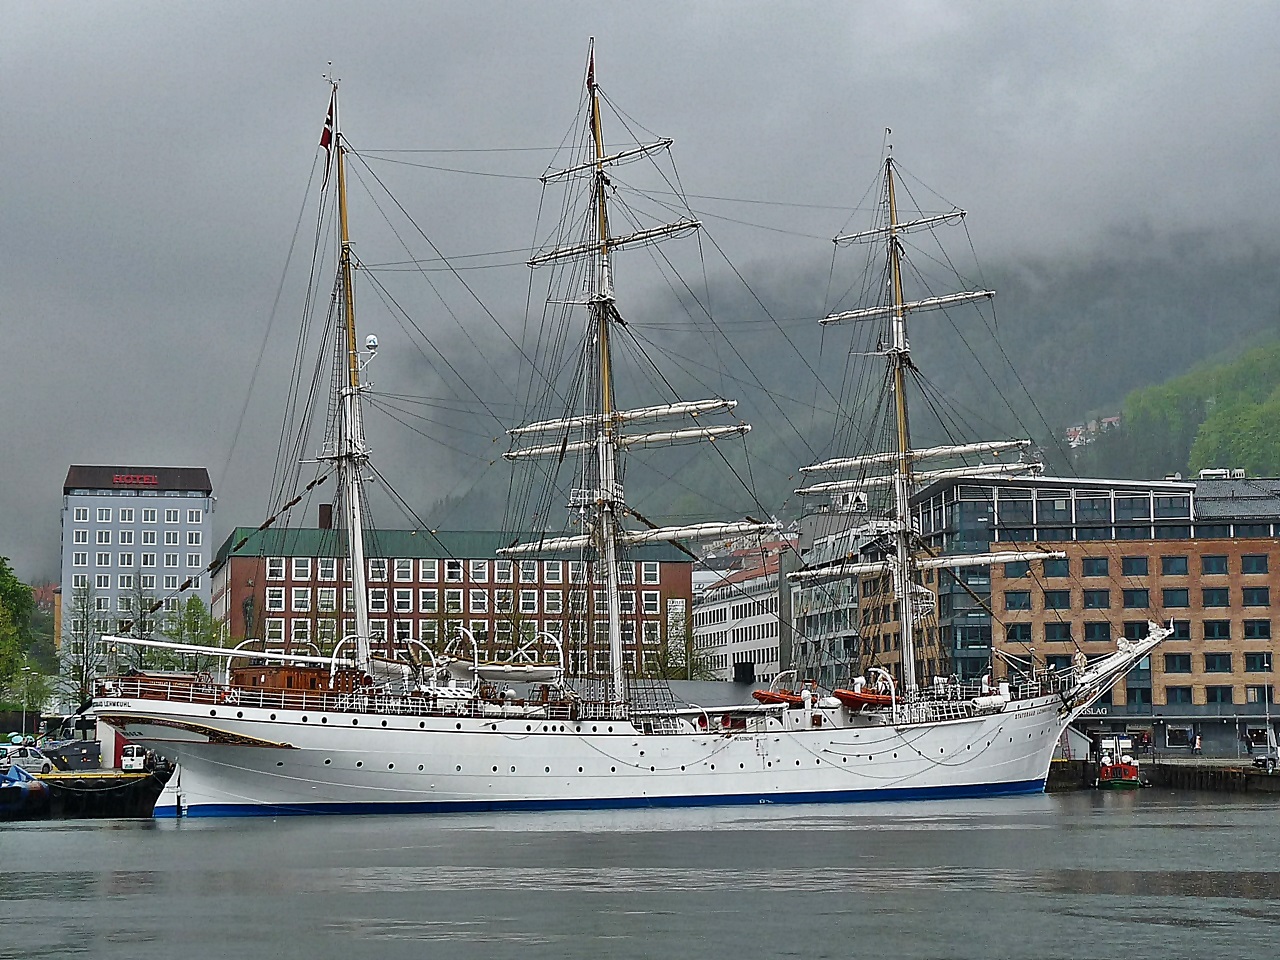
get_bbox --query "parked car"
[0,745,54,775]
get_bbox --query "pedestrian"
[1193,733,1202,756]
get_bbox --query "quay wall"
[1047,759,1280,793]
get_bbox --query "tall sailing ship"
[89,49,1166,817]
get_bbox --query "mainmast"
[502,42,777,708]
[329,82,373,672]
[585,43,628,706]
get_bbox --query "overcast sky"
[4,2,1279,582]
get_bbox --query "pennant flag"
[586,49,595,91]
[320,91,336,189]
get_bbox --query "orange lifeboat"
[832,687,894,710]
[751,688,804,706]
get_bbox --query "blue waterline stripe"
[154,778,1046,818]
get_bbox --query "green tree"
[59,580,103,706]
[164,597,222,672]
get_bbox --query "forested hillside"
[1075,340,1280,480]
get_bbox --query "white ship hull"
[93,694,1077,817]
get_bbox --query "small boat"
[751,689,803,706]
[0,764,51,821]
[832,687,894,711]
[1095,754,1142,790]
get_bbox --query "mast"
[884,156,919,694]
[330,82,373,671]
[585,43,628,706]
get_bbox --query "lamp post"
[20,666,33,739]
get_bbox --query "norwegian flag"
[320,91,335,189]
[586,48,595,91]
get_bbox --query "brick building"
[211,527,693,676]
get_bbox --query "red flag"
[586,49,595,91]
[320,91,335,189]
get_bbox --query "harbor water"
[2,791,1278,959]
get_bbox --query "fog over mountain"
[4,3,1280,581]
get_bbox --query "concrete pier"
[1047,757,1280,793]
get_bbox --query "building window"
[96,552,111,567]
[118,574,133,591]
[1202,587,1230,607]
[164,576,178,590]
[74,507,89,522]
[1237,523,1272,538]
[1004,591,1030,611]
[569,590,587,614]
[265,588,285,612]
[469,589,488,614]
[443,589,462,614]
[419,589,438,614]
[1204,653,1232,673]
[73,529,88,544]
[642,591,660,615]
[1044,622,1072,642]
[317,587,337,613]
[543,590,563,615]
[1247,685,1275,705]
[1201,619,1231,641]
[291,588,310,612]
[519,590,538,614]
[142,509,157,523]
[164,553,178,568]
[1242,554,1270,575]
[97,507,111,523]
[267,558,285,580]
[1245,652,1273,672]
[119,530,134,546]
[142,530,156,545]
[264,619,284,643]
[1160,555,1187,576]
[369,558,388,582]
[620,591,636,615]
[1201,555,1228,575]
[1043,558,1069,578]
[289,557,309,581]
[1001,560,1028,579]
[1162,588,1189,608]
[494,589,513,614]
[317,557,336,581]
[544,560,563,584]
[444,560,463,583]
[1244,587,1270,607]
[72,574,88,588]
[519,560,538,583]
[1080,621,1108,642]
[641,562,660,585]
[395,589,414,613]
[95,574,110,589]
[73,552,87,567]
[1083,589,1110,610]
[141,553,156,568]
[1122,589,1149,609]
[1165,686,1193,705]
[1121,556,1148,577]
[369,588,388,612]
[164,530,179,545]
[165,509,179,523]
[494,560,513,583]
[1006,623,1031,643]
[1081,557,1108,577]
[187,553,201,568]
[1244,619,1272,640]
[97,530,111,545]
[1205,685,1234,704]
[420,559,438,582]
[468,560,487,583]
[118,552,134,568]
[1164,653,1191,673]
[1043,590,1070,610]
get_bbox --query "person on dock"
[1193,733,1203,755]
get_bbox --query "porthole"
[592,725,598,732]
[301,716,308,723]
[324,758,331,765]
[739,763,744,769]
[639,750,645,757]
[578,766,584,773]
[893,753,898,759]
[237,711,243,719]
[276,761,283,767]
[795,760,801,766]
[610,766,616,773]
[456,723,462,730]
[418,765,424,771]
[388,763,394,770]
[710,764,715,770]
[321,717,328,724]
[680,765,686,771]
[353,718,359,726]
[381,720,387,728]
[544,766,550,773]
[492,766,499,773]
[209,710,216,717]
[456,765,462,772]
[270,713,276,720]
[526,725,532,732]
[356,761,363,768]
[419,721,425,729]
[650,766,656,772]
[607,726,614,733]
[510,766,516,773]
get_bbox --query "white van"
[120,744,148,772]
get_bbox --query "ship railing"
[97,676,599,724]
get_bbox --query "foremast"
[325,82,373,672]
[502,43,777,706]
[791,151,1059,696]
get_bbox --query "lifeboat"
[752,688,804,706]
[832,687,894,711]
[1094,754,1142,790]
